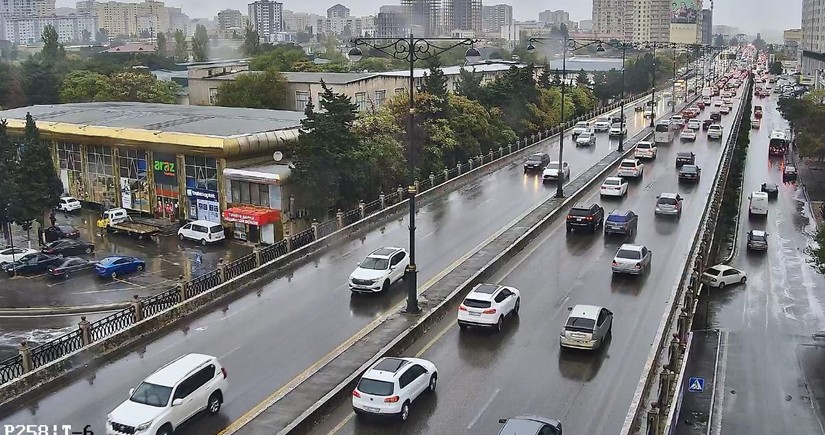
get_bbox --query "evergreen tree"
[191,25,209,62]
[418,58,448,100]
[173,30,188,62]
[241,25,261,56]
[8,114,62,237]
[41,25,64,64]
[576,69,590,87]
[0,120,18,244]
[156,32,167,56]
[552,69,562,86]
[454,67,484,101]
[538,62,552,88]
[21,58,60,104]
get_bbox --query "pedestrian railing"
[0,88,664,386]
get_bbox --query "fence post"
[468,158,473,171]
[646,403,660,435]
[413,180,419,194]
[78,316,91,346]
[668,334,680,370]
[18,341,33,373]
[678,310,689,343]
[379,192,386,209]
[457,162,462,175]
[284,226,293,251]
[658,369,673,407]
[508,143,512,154]
[131,294,144,322]
[397,185,404,199]
[443,168,449,182]
[489,149,494,161]
[336,209,344,229]
[429,173,435,188]
[498,146,504,158]
[359,200,366,219]
[253,246,262,267]
[217,258,226,282]
[311,219,319,240]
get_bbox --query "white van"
[178,220,226,245]
[102,208,129,224]
[748,191,769,216]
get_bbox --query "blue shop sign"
[186,188,219,202]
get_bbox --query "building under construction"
[400,0,481,36]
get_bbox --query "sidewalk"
[798,157,825,227]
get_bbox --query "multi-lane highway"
[306,89,745,435]
[1,91,686,431]
[676,87,825,434]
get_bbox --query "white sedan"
[702,264,747,288]
[0,247,38,266]
[680,129,697,141]
[542,161,570,182]
[600,176,629,197]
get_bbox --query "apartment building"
[802,0,825,76]
[0,0,55,17]
[593,0,631,40]
[402,0,441,36]
[327,3,349,19]
[482,4,512,33]
[313,15,363,36]
[217,9,243,30]
[375,5,407,38]
[444,0,481,33]
[2,13,97,43]
[248,0,283,39]
[538,9,569,27]
[88,0,171,37]
[283,10,318,32]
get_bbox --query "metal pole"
[618,43,627,151]
[672,47,677,113]
[405,33,419,314]
[650,45,656,127]
[556,42,567,198]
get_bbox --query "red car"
[697,101,705,109]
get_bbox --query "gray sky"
[55,0,802,35]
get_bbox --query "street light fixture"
[348,34,478,315]
[527,37,616,198]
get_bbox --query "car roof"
[99,256,132,265]
[189,220,222,226]
[609,209,633,217]
[568,304,603,320]
[467,284,503,301]
[603,176,623,182]
[681,164,699,170]
[144,353,217,387]
[572,203,595,210]
[618,243,644,251]
[368,247,403,258]
[500,415,561,433]
[637,140,653,145]
[621,158,638,163]
[364,357,412,382]
[659,192,680,199]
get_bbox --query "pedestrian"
[49,211,56,227]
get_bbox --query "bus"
[768,130,788,156]
[654,121,674,143]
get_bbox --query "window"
[184,156,218,192]
[118,148,150,212]
[395,87,405,95]
[57,142,84,199]
[209,88,218,105]
[86,145,114,205]
[374,90,386,108]
[355,92,367,111]
[296,91,310,111]
[230,181,270,208]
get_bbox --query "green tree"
[249,44,309,71]
[538,63,552,88]
[8,114,63,239]
[241,25,261,56]
[81,29,92,43]
[41,25,64,63]
[191,25,209,62]
[173,29,188,62]
[769,61,783,75]
[352,110,407,198]
[59,70,110,102]
[454,67,484,101]
[354,57,392,72]
[551,69,562,87]
[418,59,448,100]
[60,71,179,103]
[21,58,60,104]
[713,34,725,47]
[214,69,287,110]
[576,69,590,87]
[156,32,167,56]
[0,120,18,244]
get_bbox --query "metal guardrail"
[0,87,671,387]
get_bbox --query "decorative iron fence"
[185,269,221,298]
[290,229,316,250]
[0,354,24,384]
[225,253,257,281]
[30,329,84,368]
[142,290,181,318]
[317,220,338,239]
[90,309,136,342]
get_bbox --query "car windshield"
[658,197,678,205]
[607,214,627,222]
[638,143,651,149]
[357,378,394,396]
[547,163,560,170]
[579,132,591,138]
[569,208,592,216]
[527,154,544,162]
[575,122,588,127]
[130,382,172,407]
[565,316,596,333]
[681,165,698,173]
[359,257,389,270]
[677,152,693,158]
[603,179,621,186]
[751,233,766,241]
[620,161,636,168]
[597,117,609,123]
[617,249,642,260]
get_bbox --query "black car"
[746,230,768,251]
[44,225,80,243]
[566,203,605,233]
[761,182,779,198]
[709,111,722,121]
[702,119,714,130]
[4,253,62,276]
[678,164,702,182]
[604,210,638,236]
[524,153,552,172]
[676,152,696,167]
[42,238,95,256]
[47,256,96,278]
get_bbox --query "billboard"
[671,1,701,24]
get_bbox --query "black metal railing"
[90,309,136,342]
[30,329,84,368]
[0,354,24,384]
[225,253,257,280]
[185,269,221,298]
[142,291,180,318]
[290,229,316,250]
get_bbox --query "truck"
[768,130,788,156]
[96,208,160,240]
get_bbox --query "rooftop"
[101,43,156,53]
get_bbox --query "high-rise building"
[592,0,631,39]
[2,14,97,43]
[283,10,319,33]
[701,9,712,45]
[443,0,481,33]
[327,3,349,19]
[712,24,738,36]
[75,0,94,15]
[538,9,569,27]
[400,0,440,36]
[248,0,283,39]
[217,9,243,30]
[592,0,669,42]
[0,0,55,17]
[648,0,670,42]
[375,5,407,38]
[92,0,170,37]
[802,0,825,76]
[482,4,512,33]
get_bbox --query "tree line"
[777,90,825,159]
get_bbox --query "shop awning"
[223,206,280,226]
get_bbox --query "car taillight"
[352,390,361,398]
[567,215,573,219]
[482,308,497,314]
[221,367,227,379]
[585,216,593,221]
[612,261,618,266]
[458,305,467,311]
[385,395,399,403]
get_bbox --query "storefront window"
[86,145,115,206]
[184,156,218,191]
[118,148,150,212]
[229,181,270,208]
[56,142,86,199]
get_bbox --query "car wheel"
[110,271,117,279]
[513,298,520,316]
[207,392,222,415]
[718,281,726,289]
[136,264,145,272]
[381,280,389,292]
[84,247,92,254]
[740,276,747,284]
[201,238,208,246]
[495,316,504,332]
[179,234,185,241]
[458,323,467,330]
[399,401,410,421]
[155,425,172,435]
[428,374,437,392]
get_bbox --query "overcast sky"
[55,0,802,35]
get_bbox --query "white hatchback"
[352,357,438,421]
[702,264,747,288]
[349,247,409,293]
[560,304,613,351]
[457,283,521,331]
[600,177,628,197]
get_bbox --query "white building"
[0,0,55,18]
[482,4,512,33]
[802,0,825,78]
[248,0,283,39]
[2,14,97,44]
[217,9,243,30]
[282,10,318,33]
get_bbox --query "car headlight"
[136,420,154,431]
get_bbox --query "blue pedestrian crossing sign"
[688,377,705,393]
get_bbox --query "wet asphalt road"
[694,91,825,434]
[1,96,683,432]
[307,94,746,435]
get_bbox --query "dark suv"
[604,210,638,236]
[523,152,551,172]
[676,151,695,167]
[566,203,605,233]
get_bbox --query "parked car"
[41,238,95,256]
[761,182,779,198]
[523,152,552,172]
[593,117,611,132]
[571,121,590,138]
[707,124,723,139]
[94,255,145,279]
[178,220,226,245]
[678,164,702,182]
[497,416,562,435]
[634,141,657,159]
[542,161,570,183]
[47,257,95,279]
[655,193,683,218]
[566,203,604,233]
[559,304,613,351]
[702,264,747,288]
[611,243,652,275]
[3,253,62,277]
[0,247,38,266]
[56,196,81,212]
[107,353,228,435]
[604,210,638,237]
[680,129,697,141]
[457,283,521,332]
[676,151,696,167]
[600,177,629,198]
[352,356,437,421]
[44,225,80,243]
[746,230,768,251]
[617,159,644,178]
[575,130,597,147]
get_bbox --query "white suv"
[457,283,521,331]
[617,158,644,178]
[707,124,723,139]
[349,247,409,293]
[593,117,611,131]
[352,357,438,421]
[634,141,657,159]
[107,353,228,435]
[178,220,225,245]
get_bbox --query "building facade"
[282,10,318,33]
[701,9,712,45]
[2,14,97,44]
[0,0,55,17]
[248,0,283,40]
[217,9,243,30]
[592,0,633,41]
[481,4,512,33]
[375,5,407,38]
[669,0,702,44]
[90,0,172,37]
[443,0,481,32]
[327,3,349,19]
[801,0,824,76]
[538,9,569,27]
[402,0,441,36]
[784,28,802,61]
[313,15,365,36]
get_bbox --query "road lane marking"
[467,388,500,430]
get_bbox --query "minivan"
[178,220,226,245]
[102,208,129,224]
[748,191,769,216]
